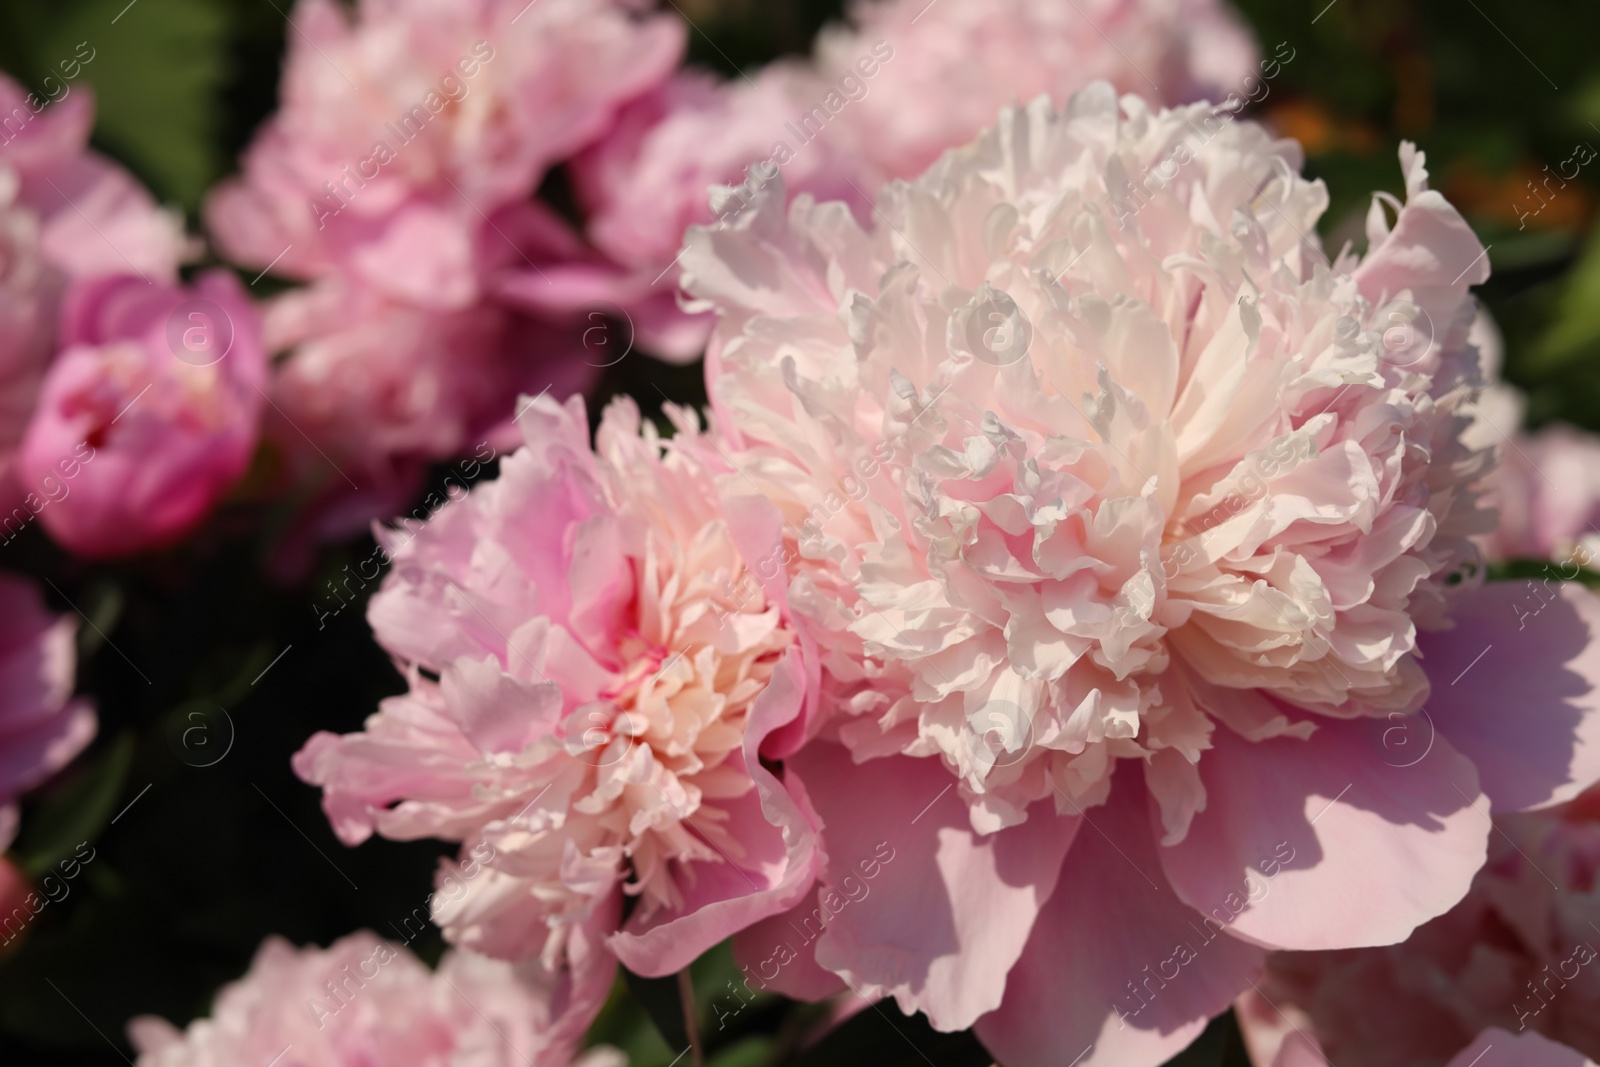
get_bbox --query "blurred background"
[1,0,1597,1063]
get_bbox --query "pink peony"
[1,71,191,507]
[0,170,59,507]
[1268,1027,1600,1067]
[569,66,871,360]
[1236,784,1600,1066]
[814,0,1262,185]
[1481,418,1600,565]
[205,0,685,514]
[0,572,95,851]
[294,394,821,980]
[680,88,1600,1065]
[0,74,189,284]
[127,931,621,1067]
[206,0,681,291]
[16,271,265,557]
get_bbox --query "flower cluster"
[12,2,1600,1067]
[289,80,1600,1067]
[128,932,622,1067]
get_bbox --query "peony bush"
[6,2,1600,1067]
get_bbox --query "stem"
[677,967,705,1067]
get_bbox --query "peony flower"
[1481,418,1600,566]
[0,74,189,284]
[0,572,95,852]
[0,169,59,509]
[205,0,685,521]
[16,271,265,557]
[814,0,1262,185]
[1236,783,1600,1066]
[127,931,621,1067]
[2,71,191,509]
[680,88,1600,1065]
[569,66,871,361]
[577,0,1262,362]
[294,394,821,982]
[206,0,681,290]
[1267,1027,1600,1067]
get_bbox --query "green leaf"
[623,968,692,1052]
[707,1036,773,1067]
[12,733,135,879]
[585,975,676,1067]
[1529,223,1600,375]
[20,0,232,212]
[1486,560,1600,588]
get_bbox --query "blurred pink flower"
[206,0,681,290]
[680,88,1600,1065]
[0,75,189,284]
[1481,418,1600,564]
[1,72,191,509]
[1268,1028,1599,1067]
[128,932,621,1067]
[1238,785,1600,1066]
[815,0,1262,185]
[0,572,95,852]
[0,171,59,509]
[294,395,821,977]
[16,271,265,557]
[205,0,685,518]
[569,66,871,360]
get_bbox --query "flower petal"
[974,770,1266,1067]
[1158,717,1489,950]
[791,743,1078,1031]
[1421,581,1600,812]
[609,647,821,974]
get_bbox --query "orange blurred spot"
[1264,99,1382,158]
[1445,158,1593,234]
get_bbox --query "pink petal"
[791,744,1079,1031]
[1446,1029,1598,1067]
[1421,581,1600,812]
[732,888,849,1001]
[974,771,1266,1067]
[608,647,821,974]
[1157,717,1489,951]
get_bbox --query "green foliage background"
[2,0,1597,1063]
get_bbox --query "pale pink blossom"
[205,0,684,510]
[127,932,621,1067]
[0,74,189,284]
[1238,784,1600,1065]
[577,0,1261,360]
[569,66,870,360]
[1267,1028,1599,1067]
[206,0,681,292]
[681,88,1600,1065]
[815,0,1262,185]
[0,572,95,851]
[1,73,190,507]
[16,271,266,557]
[0,169,58,507]
[1481,419,1600,565]
[294,395,821,976]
